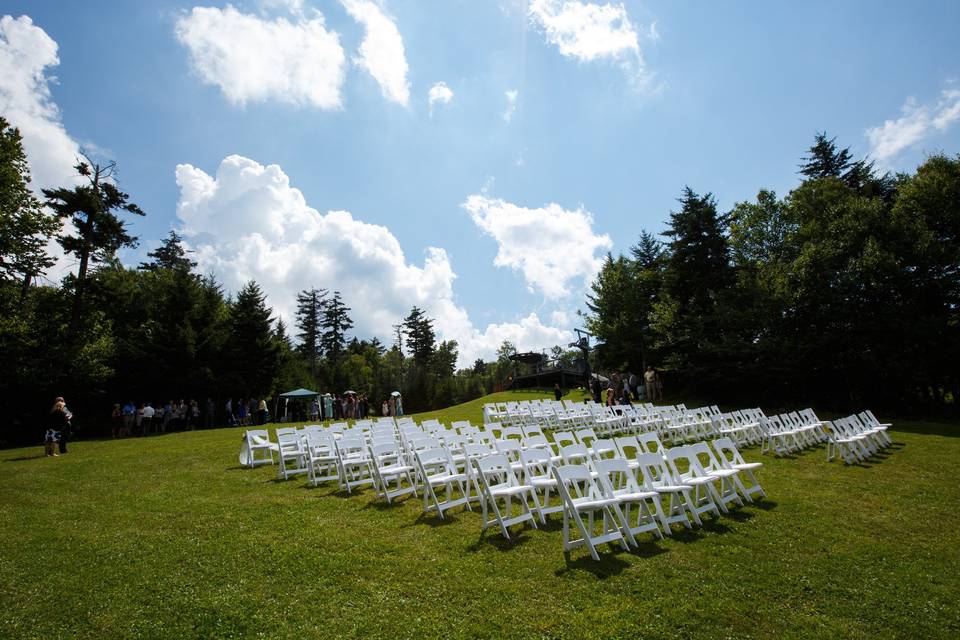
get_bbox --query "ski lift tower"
[568,328,593,384]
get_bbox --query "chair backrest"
[553,464,602,501]
[689,441,724,474]
[276,427,298,437]
[522,434,551,450]
[614,435,641,460]
[474,453,521,490]
[712,437,746,467]
[575,428,598,447]
[560,443,589,465]
[591,438,618,461]
[553,431,577,449]
[416,447,455,476]
[664,445,705,482]
[520,448,552,479]
[522,425,545,439]
[635,452,674,488]
[636,431,664,455]
[337,435,367,460]
[594,458,640,495]
[494,438,522,462]
[246,429,270,445]
[463,442,493,459]
[370,441,404,466]
[498,426,524,442]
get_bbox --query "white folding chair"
[665,446,724,518]
[712,437,766,502]
[552,464,629,561]
[240,429,275,468]
[369,441,418,503]
[276,431,308,480]
[415,448,473,519]
[305,430,338,486]
[594,458,663,545]
[335,435,375,493]
[689,442,744,511]
[635,452,696,533]
[473,454,539,539]
[520,448,564,524]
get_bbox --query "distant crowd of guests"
[110,398,216,437]
[301,393,403,422]
[588,366,663,406]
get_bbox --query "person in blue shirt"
[122,400,136,437]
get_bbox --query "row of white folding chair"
[825,412,892,463]
[551,437,765,559]
[712,413,762,448]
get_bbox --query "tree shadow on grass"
[555,550,631,578]
[3,455,46,462]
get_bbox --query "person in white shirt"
[141,402,155,435]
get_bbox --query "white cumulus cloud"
[340,0,410,106]
[0,14,86,283]
[503,88,518,123]
[866,88,960,167]
[175,5,346,109]
[428,81,453,116]
[0,15,81,191]
[528,0,641,63]
[462,194,612,300]
[175,155,572,365]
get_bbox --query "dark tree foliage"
[227,281,280,397]
[0,117,58,295]
[320,290,353,363]
[586,135,960,413]
[140,230,196,272]
[295,287,326,378]
[403,306,436,367]
[43,158,144,333]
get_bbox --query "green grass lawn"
[1,391,958,639]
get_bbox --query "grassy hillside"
[1,394,958,639]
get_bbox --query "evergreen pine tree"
[228,281,280,396]
[295,287,326,378]
[139,230,196,272]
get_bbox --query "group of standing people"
[225,398,269,427]
[306,394,370,422]
[111,398,215,437]
[589,366,663,406]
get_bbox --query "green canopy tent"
[275,388,320,423]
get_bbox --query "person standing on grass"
[111,403,123,438]
[382,398,389,416]
[396,394,404,416]
[554,383,563,401]
[257,398,267,425]
[48,398,71,455]
[644,367,657,404]
[142,402,155,435]
[122,400,136,436]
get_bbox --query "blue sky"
[2,1,959,363]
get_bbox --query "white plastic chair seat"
[489,484,535,498]
[653,484,690,493]
[427,472,467,486]
[732,461,762,471]
[379,463,415,476]
[529,477,557,489]
[570,495,620,511]
[612,489,658,502]
[682,476,718,487]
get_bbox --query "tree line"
[585,133,959,414]
[0,117,525,445]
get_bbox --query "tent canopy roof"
[278,388,320,398]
